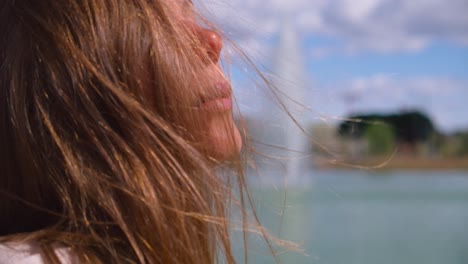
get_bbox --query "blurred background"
[201,0,468,263]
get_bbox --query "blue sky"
[201,0,468,133]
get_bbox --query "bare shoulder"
[0,243,78,264]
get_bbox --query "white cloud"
[199,0,468,55]
[341,0,380,21]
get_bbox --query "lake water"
[239,169,468,264]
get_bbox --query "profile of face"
[165,0,242,161]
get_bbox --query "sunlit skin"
[167,0,242,161]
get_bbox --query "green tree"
[364,123,396,155]
[338,110,437,154]
[459,133,468,156]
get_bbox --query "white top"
[0,243,78,264]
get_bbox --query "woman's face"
[167,0,242,161]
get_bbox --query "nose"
[197,28,222,63]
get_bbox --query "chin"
[204,117,242,162]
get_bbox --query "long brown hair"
[0,0,262,263]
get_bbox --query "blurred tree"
[453,132,468,156]
[338,110,436,154]
[389,111,435,145]
[364,123,395,155]
[459,133,468,156]
[338,114,385,138]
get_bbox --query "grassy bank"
[314,156,468,170]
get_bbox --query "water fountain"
[253,18,311,184]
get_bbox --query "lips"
[196,82,232,112]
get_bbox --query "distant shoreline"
[314,156,468,170]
